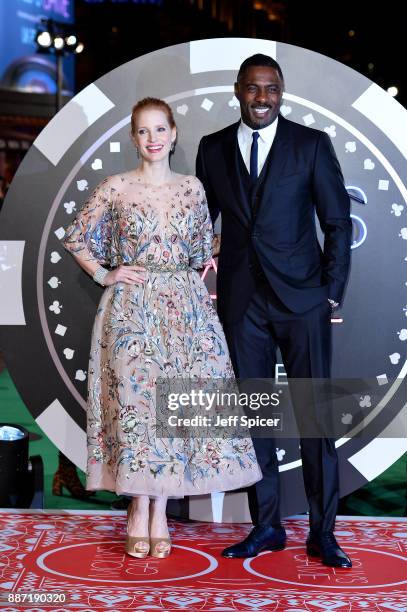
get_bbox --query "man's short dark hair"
[237,54,284,83]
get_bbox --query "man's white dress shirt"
[237,118,279,177]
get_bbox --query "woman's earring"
[170,142,175,154]
[135,146,140,159]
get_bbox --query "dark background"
[75,0,406,107]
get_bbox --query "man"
[196,54,352,568]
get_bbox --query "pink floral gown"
[63,172,261,497]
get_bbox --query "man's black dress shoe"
[222,525,287,558]
[306,532,352,568]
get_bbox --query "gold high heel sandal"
[125,507,150,558]
[125,535,150,558]
[150,537,172,559]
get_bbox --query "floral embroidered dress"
[63,172,261,497]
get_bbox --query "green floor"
[0,368,405,515]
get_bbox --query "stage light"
[35,20,83,57]
[387,86,398,97]
[66,34,77,47]
[35,19,85,111]
[54,35,65,51]
[36,31,52,48]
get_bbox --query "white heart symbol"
[91,158,103,170]
[176,104,188,116]
[280,104,292,116]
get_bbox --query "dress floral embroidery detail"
[63,177,113,265]
[63,172,261,497]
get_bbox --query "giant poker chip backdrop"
[0,39,406,519]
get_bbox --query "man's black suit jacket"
[196,115,352,323]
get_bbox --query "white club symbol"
[49,300,62,314]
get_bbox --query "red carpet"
[0,511,406,611]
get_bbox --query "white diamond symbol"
[303,113,315,126]
[54,227,65,240]
[201,98,214,111]
[55,324,67,336]
[378,179,389,190]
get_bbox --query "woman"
[63,98,261,559]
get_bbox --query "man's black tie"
[250,131,260,183]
